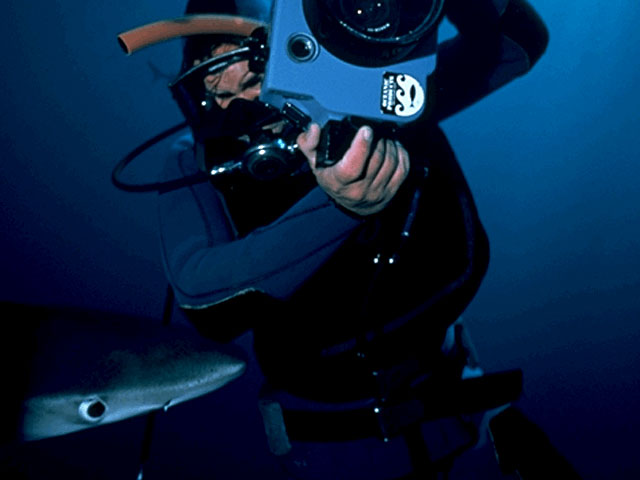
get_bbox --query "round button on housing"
[287,33,319,62]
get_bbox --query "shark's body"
[3,303,246,442]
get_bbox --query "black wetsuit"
[158,0,548,477]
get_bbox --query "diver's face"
[198,43,263,109]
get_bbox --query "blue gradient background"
[1,1,638,478]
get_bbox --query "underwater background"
[1,1,638,478]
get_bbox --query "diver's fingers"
[297,123,321,166]
[368,139,398,195]
[370,140,409,195]
[330,126,376,184]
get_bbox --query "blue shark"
[6,303,246,442]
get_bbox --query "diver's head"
[197,43,263,109]
[182,0,271,73]
[170,0,273,141]
[173,1,307,181]
[180,0,272,110]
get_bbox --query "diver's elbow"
[526,18,550,68]
[502,0,550,70]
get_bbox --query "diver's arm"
[431,0,549,122]
[158,137,363,309]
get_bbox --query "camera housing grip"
[316,119,359,168]
[315,118,398,168]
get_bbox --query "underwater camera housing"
[260,0,446,166]
[113,1,446,186]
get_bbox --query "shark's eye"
[79,396,108,422]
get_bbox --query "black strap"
[279,369,522,443]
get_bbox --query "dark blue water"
[1,1,638,478]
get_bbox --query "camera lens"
[304,0,445,66]
[338,0,399,37]
[244,141,300,181]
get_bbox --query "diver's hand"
[297,123,410,216]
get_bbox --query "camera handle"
[316,117,399,168]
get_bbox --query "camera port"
[287,33,318,62]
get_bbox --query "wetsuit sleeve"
[431,0,549,122]
[157,136,363,309]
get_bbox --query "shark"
[4,303,246,442]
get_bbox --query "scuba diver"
[119,0,561,477]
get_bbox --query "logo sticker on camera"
[380,72,425,118]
